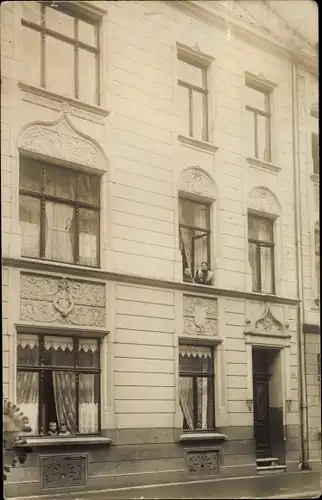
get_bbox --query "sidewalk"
[13,470,321,500]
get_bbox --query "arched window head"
[178,167,216,285]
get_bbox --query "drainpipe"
[290,60,310,469]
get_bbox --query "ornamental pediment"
[245,302,288,334]
[18,113,107,172]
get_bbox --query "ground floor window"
[17,333,100,436]
[179,344,215,431]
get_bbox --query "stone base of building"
[4,425,303,498]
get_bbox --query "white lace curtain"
[79,374,98,434]
[179,346,211,431]
[45,202,74,263]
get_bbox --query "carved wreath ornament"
[53,278,74,318]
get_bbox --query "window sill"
[179,432,227,442]
[15,436,112,448]
[247,157,281,173]
[18,82,109,124]
[311,173,320,183]
[178,135,219,154]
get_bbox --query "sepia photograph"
[1,0,320,499]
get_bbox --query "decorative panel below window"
[186,449,219,477]
[41,454,87,489]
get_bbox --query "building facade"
[1,0,319,497]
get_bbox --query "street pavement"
[14,470,321,500]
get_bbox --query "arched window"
[247,187,281,295]
[178,167,217,285]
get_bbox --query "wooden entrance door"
[253,374,271,457]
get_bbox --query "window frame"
[16,333,101,437]
[248,214,275,294]
[315,223,320,296]
[179,197,211,279]
[21,1,100,105]
[311,132,319,176]
[245,82,272,163]
[19,157,101,267]
[177,54,209,142]
[179,340,215,432]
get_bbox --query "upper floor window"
[315,224,320,295]
[245,81,272,163]
[311,110,319,175]
[21,1,100,105]
[16,333,100,436]
[179,344,215,431]
[179,198,212,285]
[177,51,209,142]
[19,157,100,267]
[248,214,275,294]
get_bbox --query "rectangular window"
[248,214,275,294]
[179,344,215,431]
[315,225,320,296]
[16,334,101,436]
[312,132,319,175]
[179,198,211,280]
[21,1,100,105]
[19,157,100,267]
[177,54,209,142]
[245,82,272,162]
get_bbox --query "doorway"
[253,348,271,457]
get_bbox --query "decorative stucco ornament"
[53,278,74,318]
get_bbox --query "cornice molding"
[2,257,300,306]
[247,157,281,174]
[165,1,317,76]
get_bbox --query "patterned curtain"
[179,378,194,430]
[17,372,39,435]
[53,372,76,434]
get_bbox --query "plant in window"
[3,398,33,481]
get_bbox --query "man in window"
[183,268,194,283]
[194,262,213,285]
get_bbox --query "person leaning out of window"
[194,262,213,285]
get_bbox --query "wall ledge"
[2,257,300,306]
[247,157,281,173]
[15,436,112,448]
[179,432,227,442]
[178,134,219,154]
